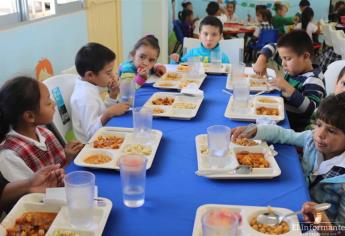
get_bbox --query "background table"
[66,73,310,236]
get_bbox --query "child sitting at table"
[253,30,326,132]
[226,1,238,22]
[232,92,345,229]
[71,42,130,143]
[0,77,83,182]
[170,16,230,64]
[118,35,166,87]
[272,2,296,34]
[294,7,320,42]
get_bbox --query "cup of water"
[133,107,152,145]
[119,154,147,208]
[64,171,95,229]
[207,125,231,167]
[187,56,202,78]
[232,78,250,114]
[231,62,245,80]
[210,50,222,67]
[119,79,136,108]
[202,209,240,236]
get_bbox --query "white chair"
[324,60,345,95]
[335,30,345,60]
[329,27,342,55]
[61,65,78,75]
[43,74,78,144]
[323,23,333,47]
[182,37,244,65]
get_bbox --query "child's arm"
[253,43,278,75]
[64,140,84,162]
[0,151,34,182]
[153,64,167,77]
[101,103,130,125]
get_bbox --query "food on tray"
[200,146,209,155]
[54,230,80,236]
[179,80,197,88]
[6,212,57,236]
[151,97,175,105]
[233,138,258,146]
[250,216,289,235]
[124,144,152,155]
[157,81,175,87]
[153,107,165,114]
[177,64,191,72]
[257,97,278,104]
[93,135,125,149]
[236,151,269,168]
[256,107,279,116]
[84,153,112,164]
[246,73,267,80]
[173,102,196,109]
[164,72,182,80]
[250,80,267,87]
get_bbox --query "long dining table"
[66,70,310,236]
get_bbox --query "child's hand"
[29,164,65,192]
[65,140,84,161]
[302,202,332,229]
[106,103,130,117]
[154,64,167,77]
[268,76,295,97]
[108,75,120,99]
[253,54,268,75]
[231,125,257,141]
[137,66,149,78]
[170,53,180,62]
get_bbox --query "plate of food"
[226,67,277,92]
[224,95,285,122]
[192,204,302,236]
[0,193,112,236]
[195,135,281,179]
[202,63,231,74]
[143,92,204,120]
[153,72,207,90]
[74,127,163,170]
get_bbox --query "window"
[0,0,83,28]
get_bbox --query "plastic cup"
[119,154,147,208]
[64,171,95,229]
[210,50,222,66]
[187,56,202,78]
[202,209,240,236]
[207,125,231,158]
[231,62,245,80]
[232,78,250,114]
[132,107,152,145]
[119,79,136,108]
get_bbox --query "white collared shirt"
[70,77,117,143]
[0,128,48,182]
[312,151,345,176]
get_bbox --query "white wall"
[121,0,168,63]
[0,11,88,84]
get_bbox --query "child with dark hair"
[253,8,274,38]
[181,0,192,11]
[0,77,83,181]
[335,66,345,95]
[295,7,319,41]
[118,35,166,87]
[177,9,194,38]
[170,16,229,63]
[253,30,326,131]
[193,1,227,38]
[232,92,345,229]
[71,42,130,143]
[226,1,238,22]
[295,0,311,22]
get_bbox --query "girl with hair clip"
[295,7,320,42]
[118,35,166,88]
[0,77,83,182]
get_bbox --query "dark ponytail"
[301,7,314,30]
[178,9,193,22]
[0,76,41,142]
[181,1,192,10]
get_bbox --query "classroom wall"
[173,0,330,26]
[121,0,169,63]
[0,11,88,84]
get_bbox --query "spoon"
[195,165,252,176]
[257,203,331,226]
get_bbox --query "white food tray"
[153,72,206,90]
[224,95,285,122]
[74,127,162,170]
[0,193,112,236]
[195,134,281,179]
[192,204,302,236]
[226,67,277,92]
[202,63,231,74]
[143,92,204,120]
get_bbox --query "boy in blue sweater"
[253,30,326,131]
[232,92,345,232]
[170,16,229,64]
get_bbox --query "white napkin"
[181,83,204,96]
[44,186,98,204]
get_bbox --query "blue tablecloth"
[66,74,310,236]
